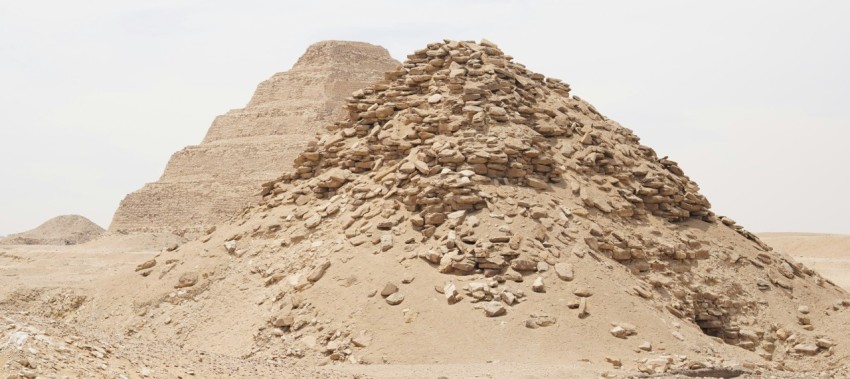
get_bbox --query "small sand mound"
[0,215,105,245]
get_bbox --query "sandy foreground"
[0,233,848,378]
[0,243,600,378]
[0,244,645,379]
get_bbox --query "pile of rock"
[244,39,843,358]
[276,39,710,223]
[256,39,740,285]
[118,39,848,373]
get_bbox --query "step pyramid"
[80,39,850,375]
[108,41,400,237]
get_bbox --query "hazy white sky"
[1,1,849,236]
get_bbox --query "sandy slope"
[2,240,848,378]
[0,240,347,379]
[759,233,850,291]
[0,231,845,379]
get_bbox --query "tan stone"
[554,262,574,281]
[385,293,405,305]
[175,272,199,288]
[380,282,399,297]
[484,301,506,317]
[135,259,156,272]
[307,261,331,282]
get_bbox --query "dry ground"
[1,232,849,378]
[0,239,602,378]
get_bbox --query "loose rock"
[386,293,405,305]
[794,343,819,356]
[175,272,199,288]
[532,277,545,293]
[135,259,156,272]
[554,262,574,281]
[381,283,399,297]
[484,301,506,317]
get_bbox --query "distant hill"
[759,232,850,259]
[0,215,105,245]
[760,232,850,290]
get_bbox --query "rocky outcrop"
[109,41,400,236]
[87,40,850,375]
[0,215,104,245]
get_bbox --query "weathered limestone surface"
[109,41,400,236]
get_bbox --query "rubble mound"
[108,41,400,237]
[74,40,850,376]
[0,215,104,245]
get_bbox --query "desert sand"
[2,40,849,379]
